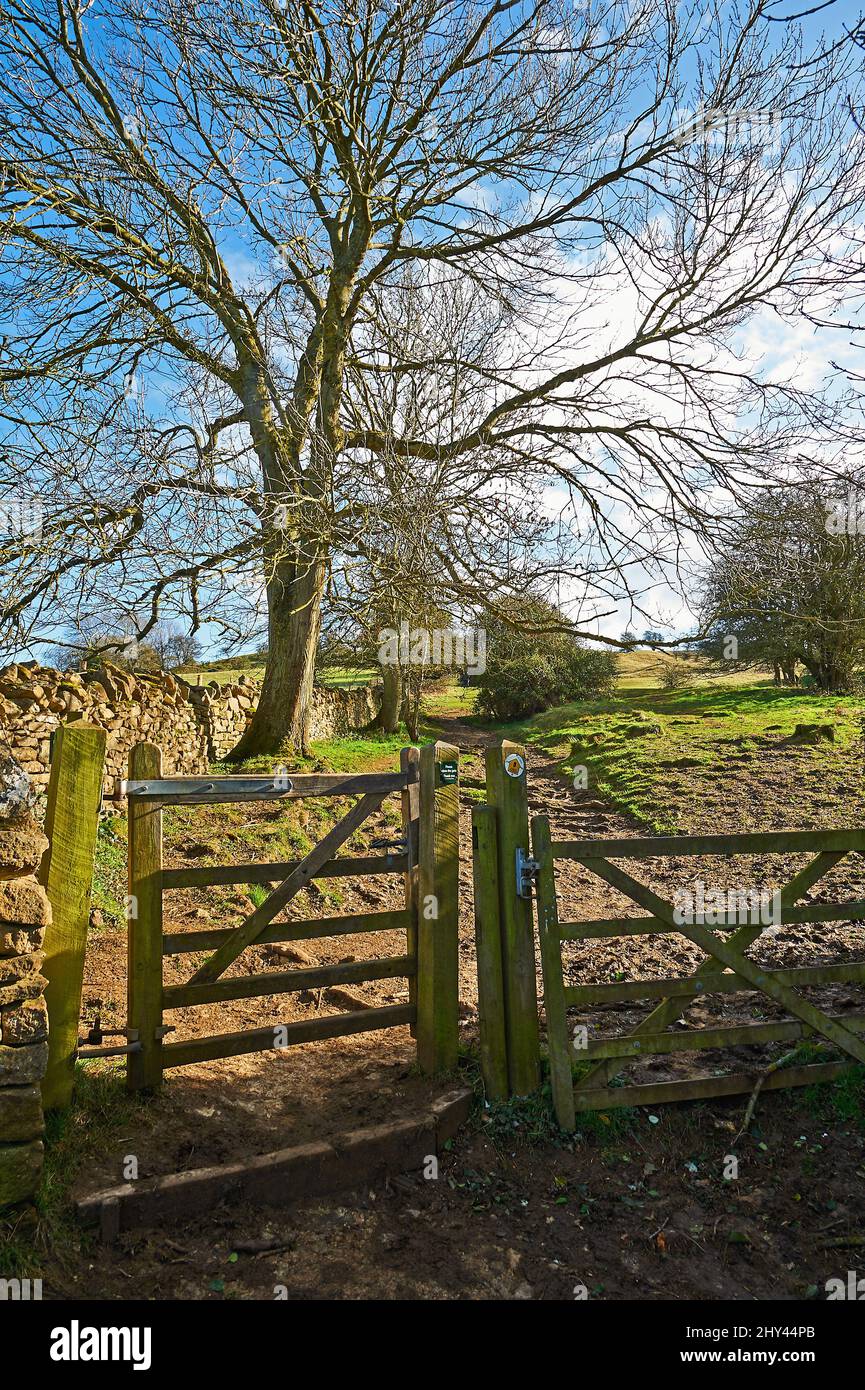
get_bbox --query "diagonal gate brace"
[578,850,848,1091]
[188,791,389,986]
[579,855,865,1071]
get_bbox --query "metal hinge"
[515,847,540,900]
[369,836,408,856]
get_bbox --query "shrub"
[476,644,617,721]
[659,660,693,691]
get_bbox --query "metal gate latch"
[516,847,540,899]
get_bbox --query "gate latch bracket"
[516,847,540,899]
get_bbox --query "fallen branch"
[735,1047,810,1141]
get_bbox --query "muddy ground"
[29,712,865,1299]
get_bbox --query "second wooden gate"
[532,820,865,1129]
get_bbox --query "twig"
[734,1047,804,1141]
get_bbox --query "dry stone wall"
[0,662,382,794]
[0,758,50,1207]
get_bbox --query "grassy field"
[616,648,758,689]
[516,676,865,834]
[178,656,377,688]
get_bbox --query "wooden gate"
[530,819,865,1129]
[122,739,459,1091]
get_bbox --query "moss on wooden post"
[532,814,576,1130]
[40,722,107,1111]
[471,804,508,1101]
[127,743,164,1092]
[400,746,421,1037]
[417,741,460,1073]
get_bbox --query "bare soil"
[39,712,865,1300]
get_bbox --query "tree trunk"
[228,257,361,760]
[228,552,326,759]
[375,663,404,733]
[801,653,846,691]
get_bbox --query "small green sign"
[438,760,459,785]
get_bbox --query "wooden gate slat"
[580,857,865,1067]
[160,1003,417,1069]
[163,908,411,955]
[164,954,415,1009]
[187,790,389,986]
[572,1060,859,1111]
[566,959,865,1005]
[161,853,407,889]
[583,1010,865,1059]
[577,849,849,1093]
[554,830,865,859]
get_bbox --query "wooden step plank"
[164,954,415,1008]
[159,1003,417,1068]
[163,909,411,956]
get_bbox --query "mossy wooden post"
[400,746,421,1037]
[417,741,459,1072]
[471,804,508,1101]
[127,743,164,1092]
[532,815,576,1130]
[39,722,108,1111]
[485,741,540,1096]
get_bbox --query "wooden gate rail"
[160,854,407,889]
[531,818,865,1129]
[125,740,459,1091]
[162,909,410,955]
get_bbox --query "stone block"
[0,824,49,881]
[0,1140,44,1206]
[0,1040,49,1085]
[0,998,48,1045]
[0,1085,44,1141]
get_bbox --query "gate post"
[485,741,540,1095]
[417,740,460,1073]
[532,815,576,1130]
[127,743,164,1092]
[400,745,421,1038]
[40,722,108,1111]
[471,804,509,1100]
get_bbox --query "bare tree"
[1,0,863,753]
[699,485,865,691]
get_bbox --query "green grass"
[509,679,865,833]
[801,1064,865,1129]
[177,655,377,689]
[90,818,129,927]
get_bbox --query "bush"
[659,660,693,691]
[476,644,617,721]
